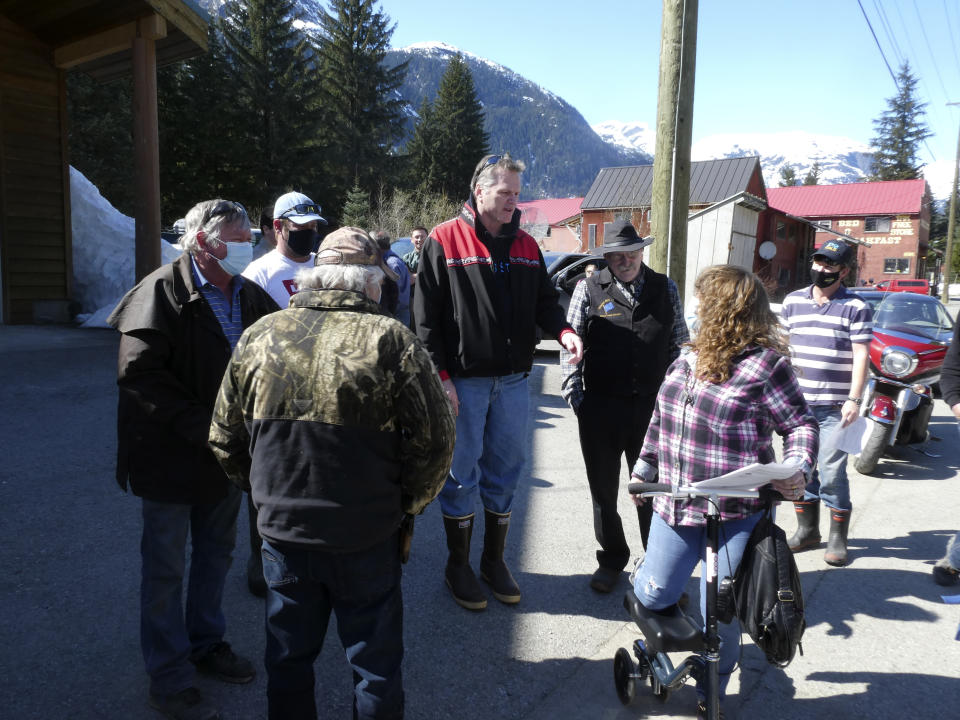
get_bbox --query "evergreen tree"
[406,99,439,190]
[341,182,371,228]
[869,61,932,181]
[219,0,325,204]
[316,0,408,208]
[778,165,798,187]
[802,161,821,186]
[410,54,488,198]
[66,74,134,215]
[158,25,243,222]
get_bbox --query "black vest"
[582,265,675,396]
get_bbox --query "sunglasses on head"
[209,200,247,219]
[279,203,321,218]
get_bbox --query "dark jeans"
[577,392,656,570]
[262,534,404,720]
[140,485,241,697]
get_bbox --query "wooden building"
[517,197,583,252]
[0,1,208,323]
[767,179,932,286]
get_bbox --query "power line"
[872,0,903,68]
[943,0,960,77]
[857,0,899,87]
[912,0,950,99]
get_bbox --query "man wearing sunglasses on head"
[414,153,583,611]
[108,199,278,720]
[242,191,327,309]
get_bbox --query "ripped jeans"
[631,510,763,700]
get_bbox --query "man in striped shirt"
[780,239,872,567]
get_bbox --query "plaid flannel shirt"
[630,347,818,526]
[560,272,688,410]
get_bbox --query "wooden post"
[944,103,960,293]
[132,18,162,281]
[650,0,698,304]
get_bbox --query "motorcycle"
[853,290,953,474]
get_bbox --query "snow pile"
[70,166,179,328]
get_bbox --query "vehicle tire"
[613,648,636,705]
[855,421,893,475]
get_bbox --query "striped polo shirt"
[191,258,245,350]
[780,284,873,406]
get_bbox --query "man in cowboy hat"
[560,219,688,593]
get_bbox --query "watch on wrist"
[847,396,862,406]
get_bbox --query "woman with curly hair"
[628,265,818,718]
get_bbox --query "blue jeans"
[632,510,763,700]
[439,373,530,518]
[805,405,850,511]
[140,484,241,697]
[262,535,404,720]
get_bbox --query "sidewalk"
[0,325,958,719]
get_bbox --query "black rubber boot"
[443,514,487,611]
[480,509,521,604]
[824,509,851,567]
[787,501,821,552]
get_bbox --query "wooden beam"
[53,15,166,70]
[132,24,161,281]
[147,0,209,52]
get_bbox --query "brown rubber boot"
[480,509,521,604]
[442,514,487,611]
[824,509,851,566]
[787,501,821,552]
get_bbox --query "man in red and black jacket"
[414,153,583,611]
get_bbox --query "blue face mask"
[216,241,253,276]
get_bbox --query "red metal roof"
[767,179,928,217]
[518,197,583,225]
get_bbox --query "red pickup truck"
[872,278,930,295]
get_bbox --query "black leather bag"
[728,507,806,667]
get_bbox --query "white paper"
[690,459,803,491]
[835,416,871,455]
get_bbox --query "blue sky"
[378,0,960,193]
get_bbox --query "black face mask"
[811,268,841,288]
[286,228,318,257]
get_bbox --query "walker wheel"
[649,672,671,703]
[613,648,637,705]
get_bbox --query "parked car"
[850,289,953,473]
[872,278,930,295]
[535,251,607,346]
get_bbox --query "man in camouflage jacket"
[209,227,455,720]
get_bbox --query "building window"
[588,224,596,249]
[865,216,892,232]
[883,258,910,273]
[776,221,786,241]
[815,219,831,230]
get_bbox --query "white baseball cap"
[273,191,326,225]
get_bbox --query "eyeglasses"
[279,203,321,218]
[209,200,247,219]
[471,154,505,189]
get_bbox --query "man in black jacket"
[933,316,960,586]
[560,220,687,593]
[414,153,583,611]
[108,199,278,720]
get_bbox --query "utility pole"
[945,102,960,294]
[649,0,698,304]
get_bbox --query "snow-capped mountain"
[594,123,877,189]
[386,42,650,198]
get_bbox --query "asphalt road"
[1,324,959,720]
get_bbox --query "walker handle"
[628,482,665,495]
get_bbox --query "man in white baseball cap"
[242,191,327,309]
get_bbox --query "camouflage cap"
[315,226,399,281]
